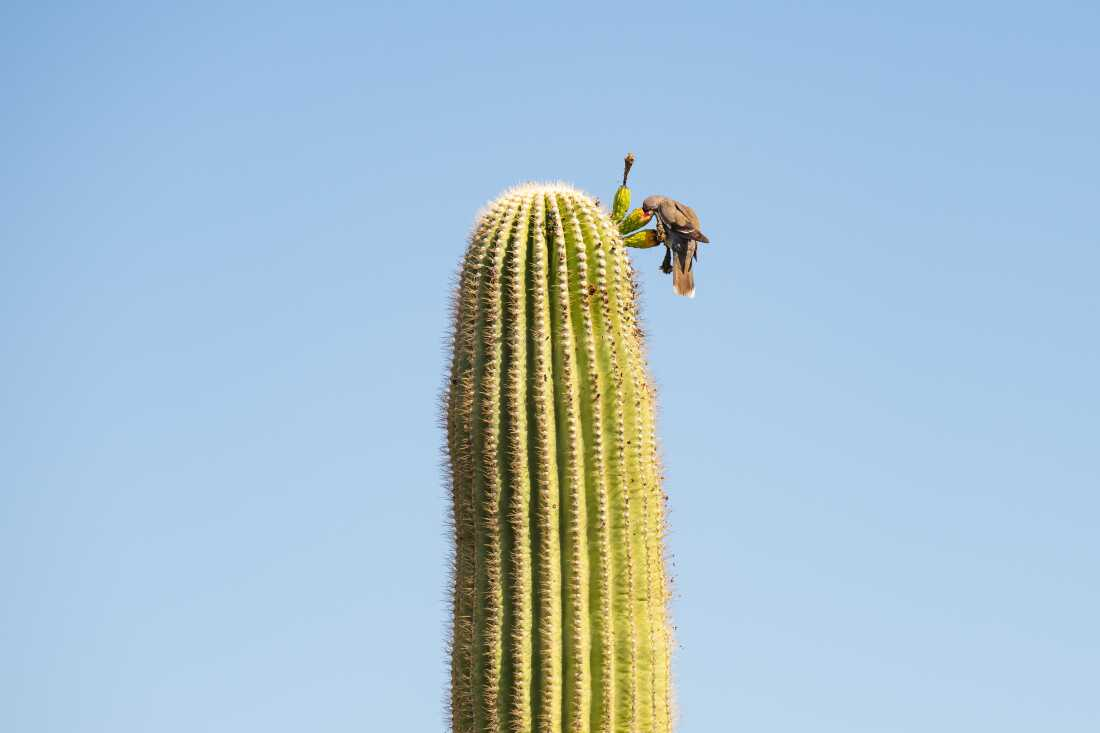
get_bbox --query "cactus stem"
[447,183,673,733]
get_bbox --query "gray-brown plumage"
[641,195,710,297]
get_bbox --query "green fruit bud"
[619,207,652,234]
[623,229,661,249]
[611,185,631,222]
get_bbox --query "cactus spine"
[446,182,672,733]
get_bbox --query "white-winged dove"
[641,195,710,298]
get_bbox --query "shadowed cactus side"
[445,182,673,733]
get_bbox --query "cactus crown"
[446,183,672,733]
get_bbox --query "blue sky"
[2,2,1098,731]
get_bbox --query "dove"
[641,195,710,297]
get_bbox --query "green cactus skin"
[446,183,673,733]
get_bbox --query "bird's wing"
[661,199,709,242]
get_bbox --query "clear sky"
[3,2,1098,732]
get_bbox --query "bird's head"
[641,195,664,215]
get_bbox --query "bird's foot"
[659,247,673,274]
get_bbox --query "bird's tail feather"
[673,268,695,298]
[672,243,696,298]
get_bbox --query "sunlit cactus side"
[445,182,673,733]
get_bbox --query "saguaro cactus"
[445,182,672,733]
